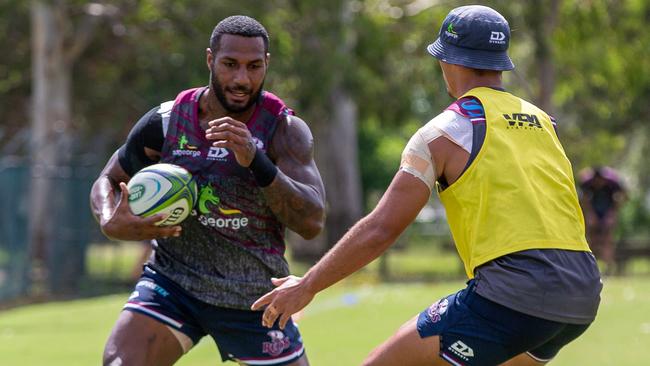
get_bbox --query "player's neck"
[452,74,503,98]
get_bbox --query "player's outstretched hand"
[100,182,182,241]
[251,276,315,329]
[205,117,256,167]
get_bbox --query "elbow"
[300,222,323,240]
[300,228,320,241]
[297,204,326,240]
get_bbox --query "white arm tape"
[400,128,439,191]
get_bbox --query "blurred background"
[0,0,649,365]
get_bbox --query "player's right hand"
[100,182,182,241]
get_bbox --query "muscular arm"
[89,106,180,240]
[90,151,131,228]
[205,114,325,239]
[253,120,468,328]
[265,115,326,239]
[252,172,430,327]
[302,172,428,290]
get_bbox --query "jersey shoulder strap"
[159,100,174,137]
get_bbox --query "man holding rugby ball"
[90,15,325,366]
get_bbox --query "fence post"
[0,157,31,302]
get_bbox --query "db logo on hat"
[427,5,515,71]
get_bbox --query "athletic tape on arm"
[400,128,441,191]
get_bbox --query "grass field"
[0,276,649,365]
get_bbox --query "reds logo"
[262,330,290,357]
[427,298,449,323]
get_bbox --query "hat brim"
[427,38,514,71]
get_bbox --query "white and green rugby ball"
[127,163,198,226]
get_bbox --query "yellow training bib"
[439,87,589,278]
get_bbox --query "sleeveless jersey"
[439,87,590,278]
[151,87,294,309]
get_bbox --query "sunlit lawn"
[0,276,649,365]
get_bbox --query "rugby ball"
[127,163,198,226]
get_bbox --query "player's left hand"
[205,117,256,167]
[251,275,315,329]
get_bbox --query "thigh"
[108,265,209,366]
[416,282,568,366]
[203,307,306,366]
[501,333,591,366]
[525,323,591,363]
[103,310,183,366]
[283,353,310,366]
[501,353,545,366]
[125,267,207,348]
[363,315,447,366]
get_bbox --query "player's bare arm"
[206,114,326,239]
[252,171,430,328]
[90,150,181,241]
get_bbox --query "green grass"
[0,277,649,365]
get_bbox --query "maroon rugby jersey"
[152,87,293,309]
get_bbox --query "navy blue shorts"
[124,266,305,365]
[417,280,591,365]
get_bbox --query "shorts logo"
[262,330,290,357]
[427,298,449,323]
[136,280,169,297]
[449,340,474,360]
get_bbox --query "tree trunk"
[30,0,73,277]
[30,0,93,295]
[288,84,363,262]
[530,0,561,113]
[320,87,363,243]
[287,1,363,263]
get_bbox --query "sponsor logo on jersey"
[503,113,543,130]
[252,137,265,151]
[193,183,249,230]
[207,146,229,161]
[172,133,202,158]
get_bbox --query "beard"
[210,70,264,114]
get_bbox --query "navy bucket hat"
[427,5,515,71]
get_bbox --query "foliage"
[0,0,31,154]
[1,0,649,227]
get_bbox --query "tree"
[29,0,110,294]
[268,0,364,261]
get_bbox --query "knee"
[102,348,123,366]
[103,343,138,366]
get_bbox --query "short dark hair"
[210,15,269,53]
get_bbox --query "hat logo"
[489,31,506,44]
[445,23,459,39]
